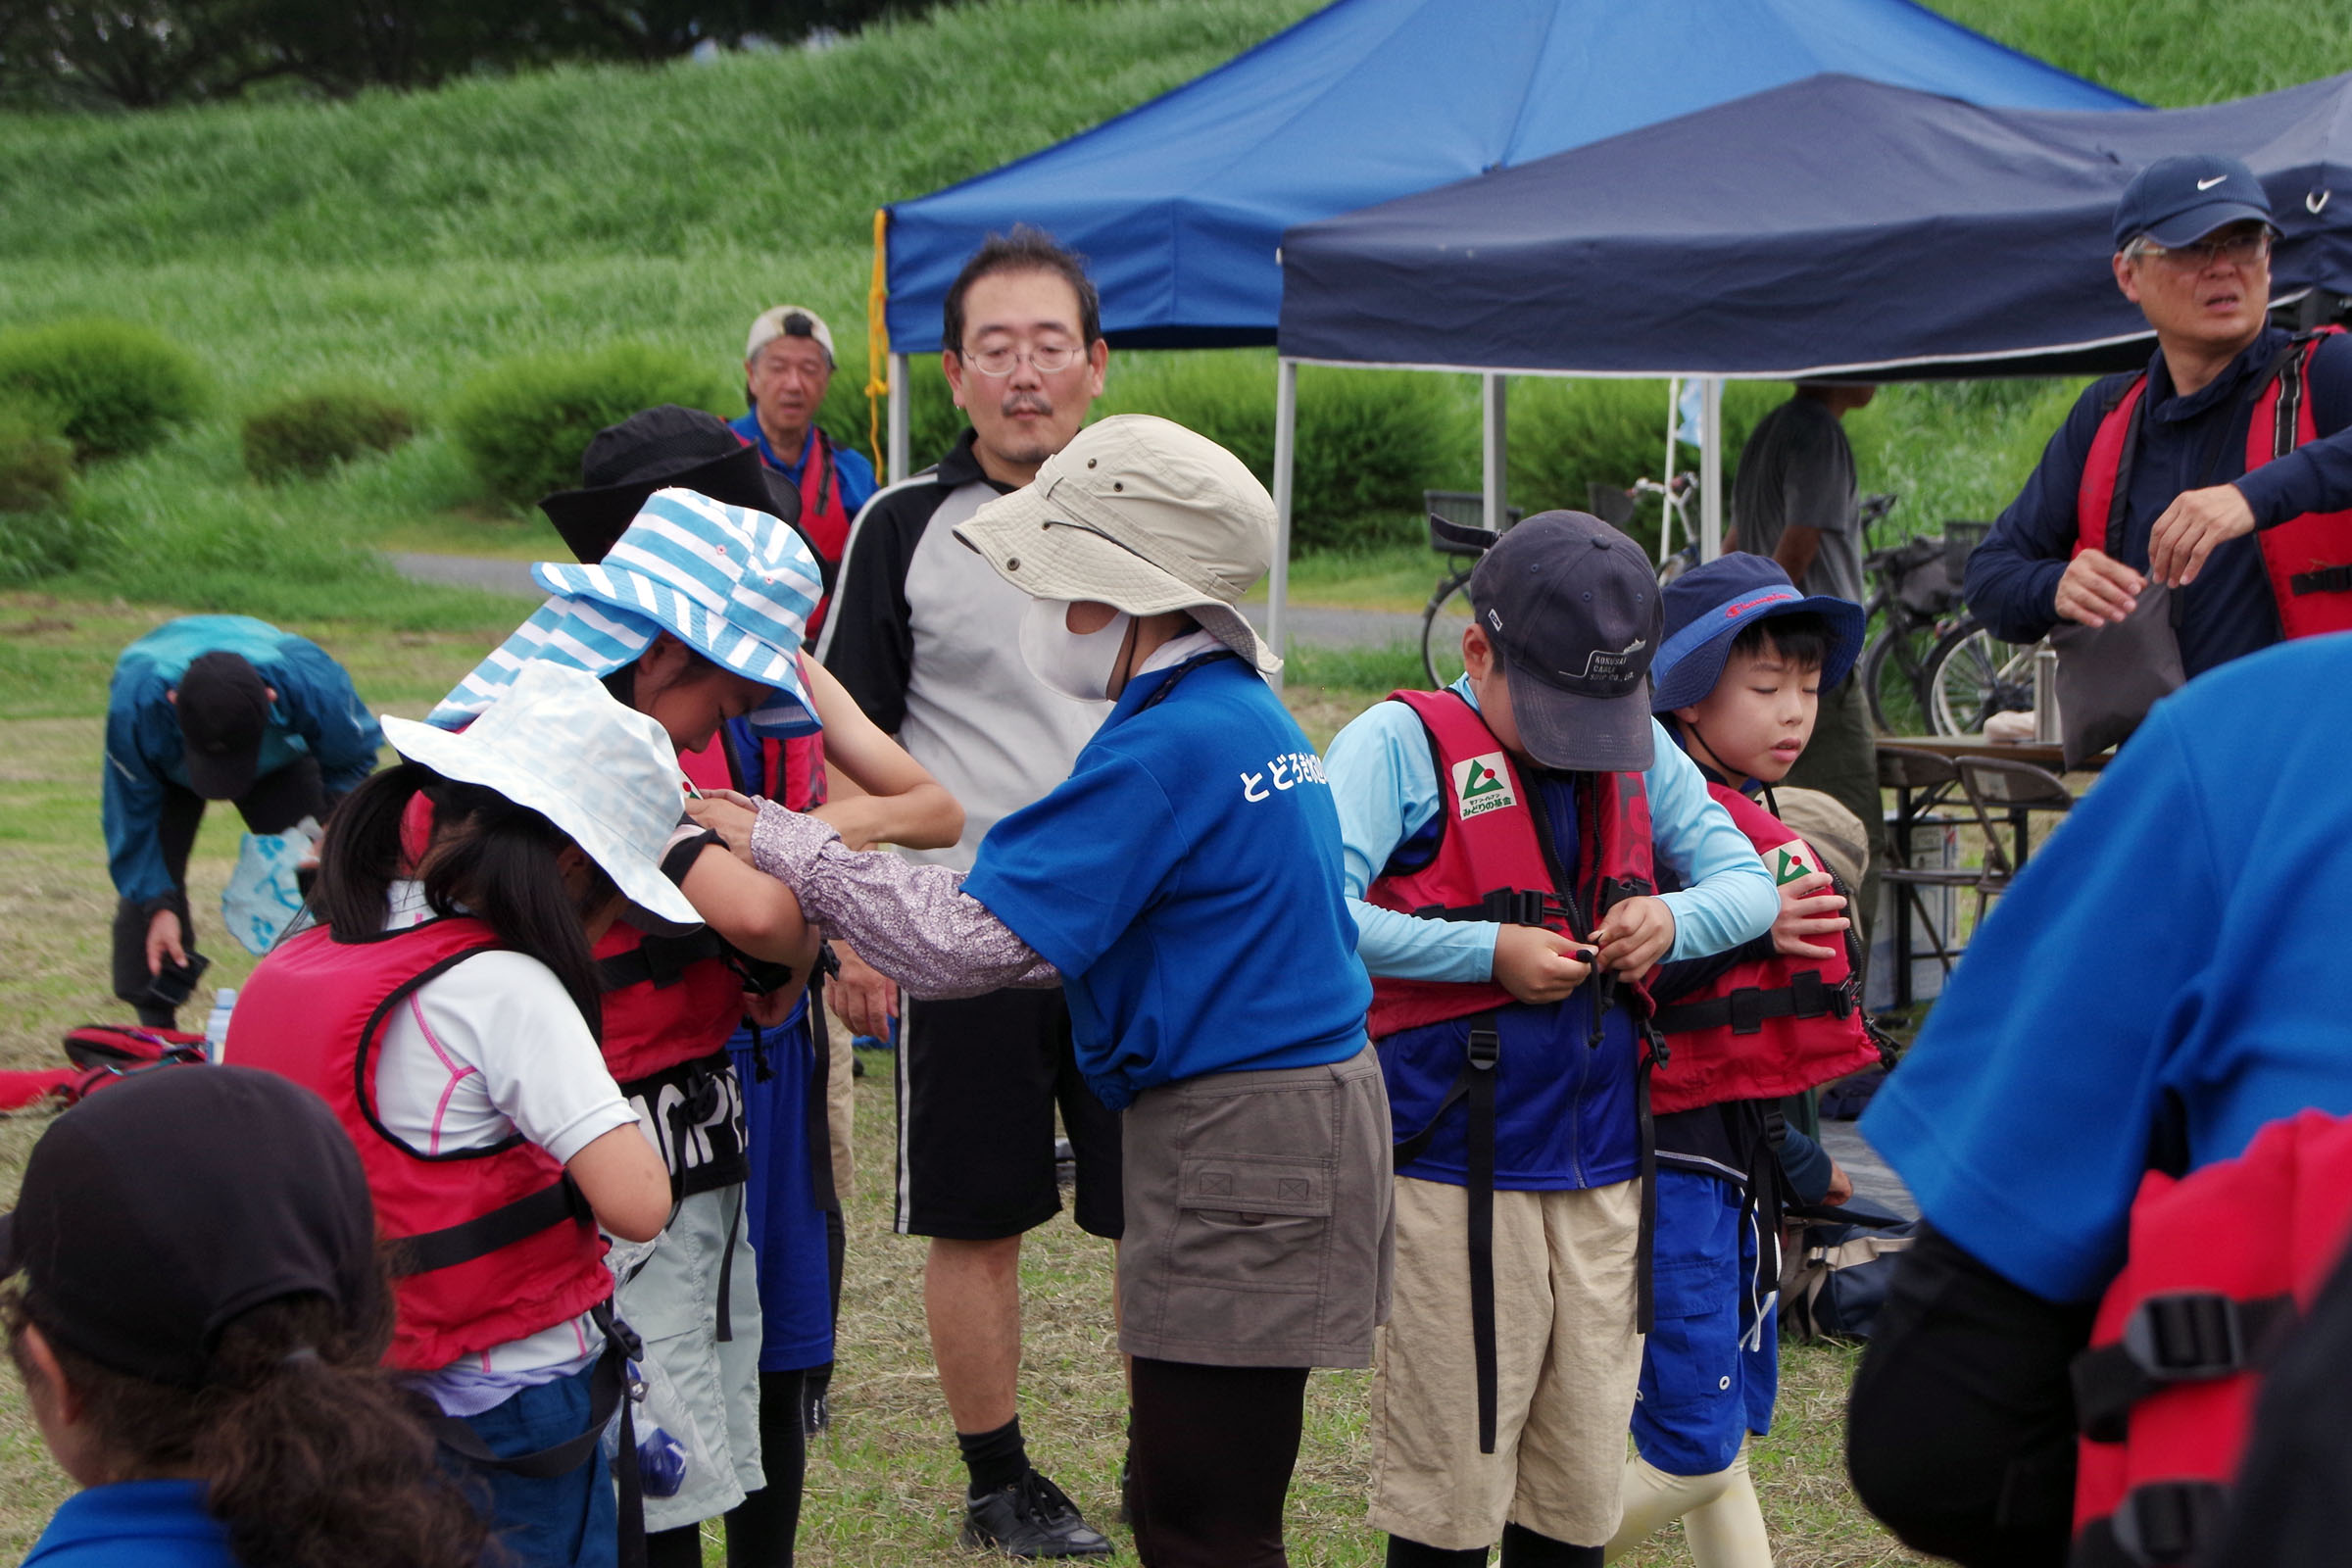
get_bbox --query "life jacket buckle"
[1479,888,1569,927]
[2122,1292,2251,1383]
[1465,1025,1500,1072]
[2289,562,2352,597]
[2109,1479,2229,1567]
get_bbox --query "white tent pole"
[1269,357,1298,693]
[1662,376,1681,563]
[1699,376,1724,560]
[1482,373,1507,533]
[887,353,910,483]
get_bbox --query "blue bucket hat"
[1649,553,1865,713]
[431,487,824,738]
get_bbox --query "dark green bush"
[0,318,206,461]
[241,388,417,482]
[1101,354,1472,552]
[0,399,99,583]
[446,343,728,508]
[1507,378,1784,557]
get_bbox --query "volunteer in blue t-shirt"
[1847,634,2352,1566]
[689,415,1389,1568]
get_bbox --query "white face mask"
[1019,597,1131,704]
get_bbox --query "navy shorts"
[1632,1167,1778,1476]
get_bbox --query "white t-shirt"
[370,884,642,1408]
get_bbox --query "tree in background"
[0,0,928,108]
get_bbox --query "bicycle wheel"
[1421,573,1477,689]
[1859,619,1936,736]
[1926,617,2037,736]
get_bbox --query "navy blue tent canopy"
[1278,72,2352,379]
[880,0,2133,354]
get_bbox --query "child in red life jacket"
[1597,553,1882,1566]
[1323,513,1779,1568]
[441,452,961,1567]
[225,662,685,1568]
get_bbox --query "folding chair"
[1953,755,2075,916]
[1876,746,1977,1007]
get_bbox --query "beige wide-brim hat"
[954,414,1282,674]
[382,662,702,935]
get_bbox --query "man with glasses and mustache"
[1965,155,2352,687]
[815,226,1121,1558]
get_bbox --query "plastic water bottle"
[204,989,237,1062]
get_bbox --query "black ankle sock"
[1498,1522,1601,1567]
[1386,1537,1491,1567]
[956,1415,1029,1499]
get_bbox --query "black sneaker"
[960,1469,1114,1558]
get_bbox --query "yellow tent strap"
[865,208,891,476]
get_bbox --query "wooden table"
[1875,738,2108,1008]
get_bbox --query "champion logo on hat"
[1722,589,1799,619]
[1453,753,1518,818]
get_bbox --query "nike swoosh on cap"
[2197,175,2228,190]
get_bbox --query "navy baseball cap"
[1468,511,1662,772]
[2112,154,2277,252]
[175,651,272,801]
[0,1066,378,1388]
[1650,553,1866,713]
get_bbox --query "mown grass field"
[0,590,1922,1566]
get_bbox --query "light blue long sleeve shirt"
[1324,680,1777,982]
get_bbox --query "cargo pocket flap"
[1175,1155,1332,1219]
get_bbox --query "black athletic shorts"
[894,986,1123,1241]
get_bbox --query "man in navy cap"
[1966,154,2352,690]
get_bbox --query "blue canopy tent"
[873,0,2134,493]
[1265,71,2352,652]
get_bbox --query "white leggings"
[1601,1438,1773,1568]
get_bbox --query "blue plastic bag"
[220,819,320,956]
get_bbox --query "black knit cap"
[0,1066,378,1388]
[536,405,803,564]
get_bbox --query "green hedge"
[447,343,728,509]
[0,318,205,462]
[241,388,417,482]
[1508,379,1785,557]
[0,399,99,583]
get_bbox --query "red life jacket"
[226,918,612,1372]
[1363,687,1655,1040]
[2070,1109,2352,1567]
[2075,328,2352,640]
[794,428,852,641]
[1647,783,1879,1114]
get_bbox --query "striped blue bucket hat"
[431,487,823,737]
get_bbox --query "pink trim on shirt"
[407,993,480,1156]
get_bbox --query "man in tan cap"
[733,305,876,616]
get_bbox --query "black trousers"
[1126,1358,1308,1568]
[1846,1224,2095,1568]
[110,756,326,1024]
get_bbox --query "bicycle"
[1418,491,1519,689]
[1857,513,2039,736]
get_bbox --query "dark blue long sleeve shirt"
[103,615,382,906]
[1964,325,2352,676]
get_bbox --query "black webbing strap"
[1410,887,1575,928]
[715,1181,744,1344]
[1650,969,1846,1037]
[385,1176,590,1278]
[2073,1481,2231,1568]
[2071,1291,2297,1443]
[428,1303,648,1568]
[1634,1024,1663,1335]
[1462,1012,1501,1455]
[597,928,726,992]
[2290,563,2352,598]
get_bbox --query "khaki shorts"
[1369,1175,1643,1550]
[1118,1045,1393,1368]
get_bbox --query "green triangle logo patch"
[1452,752,1518,818]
